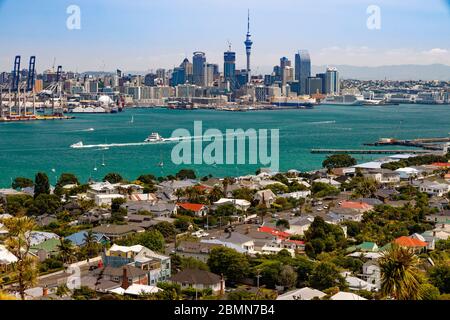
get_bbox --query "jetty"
[311,149,432,155]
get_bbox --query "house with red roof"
[176,203,208,217]
[340,201,373,213]
[393,236,427,253]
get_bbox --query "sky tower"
[244,9,253,83]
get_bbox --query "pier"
[311,149,432,155]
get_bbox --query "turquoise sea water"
[0,104,449,187]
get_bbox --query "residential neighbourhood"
[0,154,450,301]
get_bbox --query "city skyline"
[0,0,450,73]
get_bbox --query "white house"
[361,260,381,290]
[213,198,251,211]
[95,194,125,206]
[419,181,450,197]
[277,287,326,300]
[330,292,367,300]
[395,167,420,180]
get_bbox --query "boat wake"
[70,133,257,149]
[308,120,336,125]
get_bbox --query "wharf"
[311,149,432,155]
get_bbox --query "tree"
[11,177,33,190]
[232,187,255,202]
[378,244,423,300]
[117,230,165,252]
[350,177,379,199]
[103,173,123,184]
[58,239,77,264]
[34,172,50,198]
[3,217,38,300]
[136,174,156,185]
[153,222,177,240]
[277,265,298,289]
[83,230,99,262]
[208,186,224,203]
[176,169,196,180]
[421,283,440,300]
[208,247,250,283]
[428,264,450,294]
[311,182,340,198]
[322,154,357,170]
[276,219,290,231]
[309,261,346,291]
[214,203,237,217]
[26,194,61,216]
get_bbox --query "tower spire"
[244,9,253,84]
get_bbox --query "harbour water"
[0,104,449,187]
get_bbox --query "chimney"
[42,286,48,297]
[121,267,130,289]
[219,274,225,295]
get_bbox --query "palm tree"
[352,177,379,199]
[378,244,423,300]
[208,186,224,204]
[83,230,98,263]
[58,239,76,264]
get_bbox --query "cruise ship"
[320,95,364,106]
[270,96,316,109]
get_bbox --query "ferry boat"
[144,132,164,143]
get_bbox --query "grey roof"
[170,269,221,285]
[218,232,253,245]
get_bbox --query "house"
[218,232,255,253]
[356,242,379,252]
[104,244,171,283]
[276,287,326,300]
[364,170,400,184]
[26,231,60,246]
[395,167,420,180]
[253,189,277,208]
[313,178,341,187]
[341,271,377,292]
[176,203,208,217]
[100,265,149,286]
[361,260,381,290]
[92,224,144,240]
[340,201,373,213]
[0,244,18,273]
[123,201,176,217]
[286,216,314,236]
[425,211,450,224]
[109,283,162,296]
[393,236,427,253]
[411,233,435,251]
[66,231,109,247]
[418,181,450,197]
[328,208,364,222]
[30,238,61,262]
[213,198,251,211]
[175,241,223,263]
[374,189,400,203]
[94,194,125,206]
[278,191,311,200]
[169,269,224,295]
[0,222,9,237]
[330,291,367,300]
[78,208,111,225]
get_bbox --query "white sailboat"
[130,115,134,124]
[101,154,106,167]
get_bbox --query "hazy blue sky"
[0,0,449,73]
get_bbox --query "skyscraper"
[180,58,193,84]
[244,10,253,84]
[224,48,236,88]
[295,50,311,95]
[325,67,340,95]
[193,51,206,86]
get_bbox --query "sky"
[0,0,450,73]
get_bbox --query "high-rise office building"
[170,67,186,87]
[295,50,311,95]
[280,57,291,85]
[193,52,206,86]
[180,58,193,83]
[325,67,340,95]
[244,10,253,83]
[306,76,323,95]
[206,64,216,87]
[224,49,236,88]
